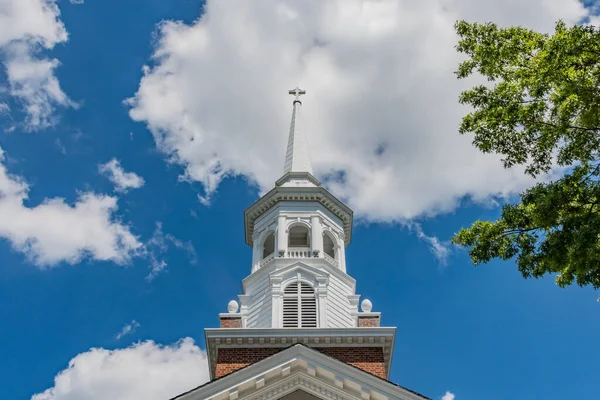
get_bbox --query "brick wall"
[214,346,386,379]
[357,316,380,327]
[219,317,242,328]
[215,348,282,377]
[316,347,386,379]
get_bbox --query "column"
[311,216,323,256]
[316,276,328,327]
[270,276,283,328]
[338,236,346,272]
[277,216,287,256]
[251,239,261,272]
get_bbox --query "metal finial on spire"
[288,87,306,102]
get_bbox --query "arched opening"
[282,281,317,328]
[262,232,275,259]
[288,225,310,247]
[323,233,335,259]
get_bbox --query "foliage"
[451,20,600,289]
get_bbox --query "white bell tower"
[243,88,358,329]
[205,89,395,381]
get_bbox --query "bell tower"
[204,89,396,381]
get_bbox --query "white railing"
[323,253,339,268]
[259,252,275,268]
[286,247,313,258]
[258,248,339,270]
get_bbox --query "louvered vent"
[301,296,317,327]
[282,281,317,327]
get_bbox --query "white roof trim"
[174,345,428,400]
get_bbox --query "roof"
[171,344,430,400]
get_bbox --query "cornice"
[204,327,396,381]
[244,186,353,247]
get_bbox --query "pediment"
[173,345,427,400]
[242,258,355,293]
[269,262,329,286]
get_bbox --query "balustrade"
[258,247,341,270]
[323,252,339,268]
[285,247,312,258]
[259,252,275,267]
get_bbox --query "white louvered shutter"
[299,282,317,327]
[283,282,299,327]
[282,281,317,328]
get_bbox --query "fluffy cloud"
[31,338,209,400]
[0,147,142,266]
[441,392,455,400]
[0,0,74,129]
[127,0,591,222]
[99,159,145,193]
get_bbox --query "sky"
[0,0,599,399]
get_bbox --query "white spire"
[283,87,313,175]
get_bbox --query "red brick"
[219,317,242,328]
[214,347,386,379]
[357,316,380,327]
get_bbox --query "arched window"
[262,232,275,259]
[288,225,310,247]
[282,281,317,327]
[323,233,335,259]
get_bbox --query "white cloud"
[127,0,590,222]
[0,0,74,129]
[31,338,210,400]
[115,320,141,340]
[145,222,197,281]
[54,137,66,154]
[99,159,145,193]
[0,147,142,266]
[441,391,455,400]
[410,223,451,265]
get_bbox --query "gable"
[269,262,329,286]
[175,345,429,400]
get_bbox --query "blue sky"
[0,1,599,399]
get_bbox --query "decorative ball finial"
[227,300,239,314]
[361,299,373,313]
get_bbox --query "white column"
[277,216,287,256]
[338,237,346,272]
[316,277,328,327]
[311,216,323,256]
[251,239,261,272]
[270,276,283,328]
[238,295,250,328]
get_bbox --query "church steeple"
[283,87,313,175]
[203,89,395,384]
[175,89,429,400]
